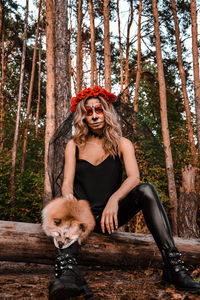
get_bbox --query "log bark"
[178,165,199,238]
[0,221,199,268]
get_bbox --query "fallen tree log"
[0,220,199,268]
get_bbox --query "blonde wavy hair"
[73,97,122,157]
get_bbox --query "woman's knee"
[136,183,158,199]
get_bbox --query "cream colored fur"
[42,196,95,248]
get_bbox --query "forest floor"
[0,262,200,300]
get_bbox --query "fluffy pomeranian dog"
[42,196,95,249]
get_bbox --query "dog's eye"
[80,223,86,232]
[54,219,61,226]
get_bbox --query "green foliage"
[0,0,46,223]
[0,146,44,223]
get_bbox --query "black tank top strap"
[75,145,79,159]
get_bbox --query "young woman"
[49,86,200,300]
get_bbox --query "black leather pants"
[95,183,175,252]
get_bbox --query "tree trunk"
[170,0,197,166]
[178,165,199,238]
[89,0,97,88]
[0,0,3,147]
[54,0,70,128]
[44,0,56,206]
[191,0,200,161]
[0,0,2,36]
[76,0,83,93]
[68,7,72,98]
[21,0,42,172]
[0,22,5,149]
[152,0,178,236]
[125,0,133,102]
[133,0,142,113]
[103,0,111,92]
[0,220,200,267]
[35,30,42,139]
[117,0,124,95]
[117,0,124,94]
[10,0,29,205]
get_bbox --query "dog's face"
[50,218,85,249]
[42,197,95,248]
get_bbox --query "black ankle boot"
[49,242,93,300]
[161,247,200,292]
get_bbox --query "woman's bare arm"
[101,137,140,233]
[111,137,140,201]
[61,139,76,199]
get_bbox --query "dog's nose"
[58,241,63,249]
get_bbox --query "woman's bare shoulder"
[65,139,76,152]
[119,137,133,149]
[118,137,134,159]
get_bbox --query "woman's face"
[84,98,105,132]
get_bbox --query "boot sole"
[49,283,82,300]
[81,284,93,298]
[161,280,200,293]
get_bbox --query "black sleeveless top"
[73,146,123,217]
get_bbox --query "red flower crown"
[70,86,117,112]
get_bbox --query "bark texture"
[0,220,200,267]
[44,0,56,205]
[152,0,178,235]
[178,165,199,238]
[0,0,2,35]
[21,0,42,171]
[76,0,83,93]
[89,0,97,87]
[191,0,200,161]
[171,0,197,166]
[103,0,111,92]
[0,1,3,147]
[125,0,133,102]
[54,0,70,128]
[10,0,29,204]
[117,0,124,94]
[35,30,42,138]
[0,21,5,149]
[134,0,142,113]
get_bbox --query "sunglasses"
[85,105,104,116]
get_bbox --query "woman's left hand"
[101,198,119,234]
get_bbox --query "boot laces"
[168,249,188,273]
[55,253,78,278]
